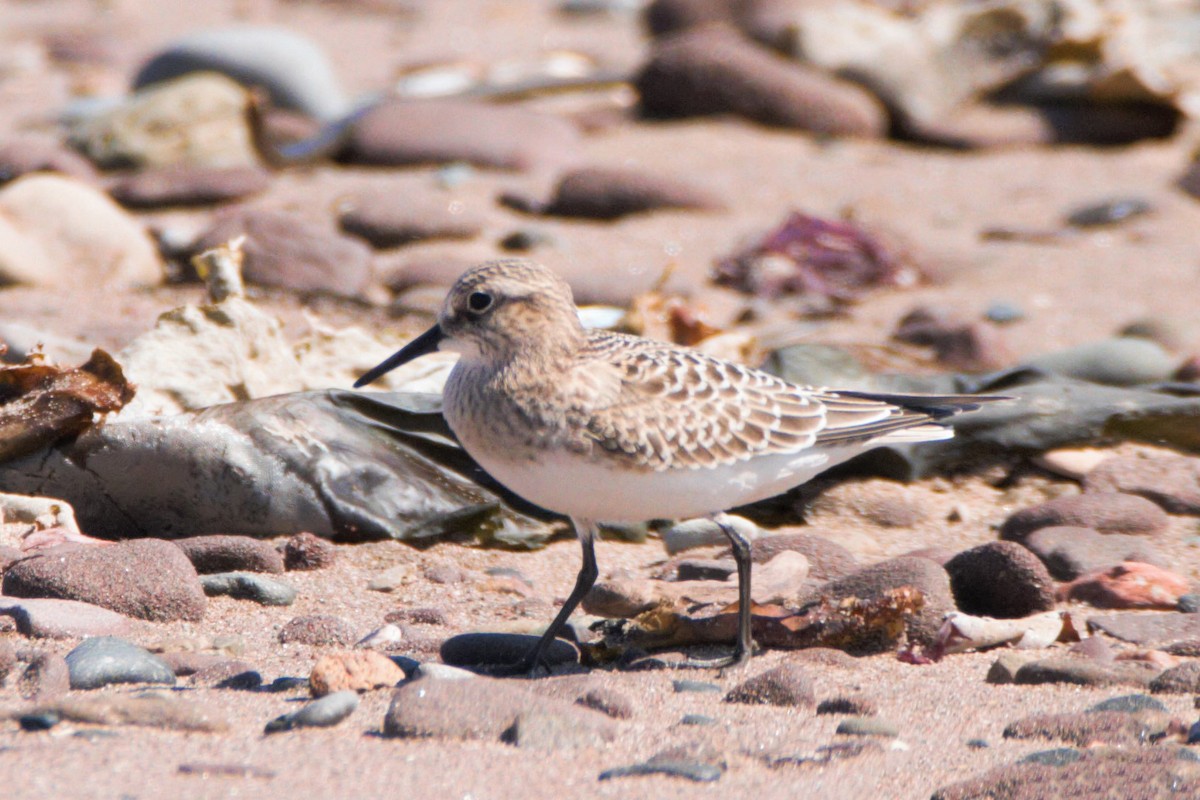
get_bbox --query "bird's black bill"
[353,324,445,388]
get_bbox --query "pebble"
[985,300,1025,324]
[725,664,815,707]
[344,99,582,171]
[193,661,262,690]
[368,564,413,592]
[836,716,899,737]
[192,209,375,298]
[817,696,879,716]
[1065,197,1153,228]
[1087,612,1200,646]
[109,165,270,208]
[577,687,635,719]
[355,623,404,649]
[17,650,70,700]
[498,228,554,251]
[65,637,176,690]
[1149,661,1200,694]
[1023,337,1178,386]
[266,676,309,693]
[278,615,357,646]
[1058,562,1190,609]
[69,73,257,168]
[680,714,718,726]
[265,690,360,734]
[282,532,337,571]
[660,515,762,555]
[200,572,296,606]
[1023,526,1168,580]
[1013,657,1158,689]
[751,550,811,605]
[751,530,858,581]
[338,190,487,248]
[599,760,723,782]
[1083,451,1200,514]
[531,166,721,219]
[439,632,578,669]
[133,26,350,120]
[509,707,617,750]
[636,24,886,136]
[1034,447,1110,480]
[412,662,476,681]
[675,559,735,581]
[383,676,617,742]
[19,711,60,731]
[1089,694,1168,714]
[2,539,206,622]
[1003,709,1175,746]
[944,541,1056,618]
[0,174,163,289]
[0,596,134,639]
[0,134,99,185]
[673,679,722,694]
[999,493,1169,543]
[386,606,448,625]
[1179,594,1200,613]
[173,534,285,574]
[308,651,406,696]
[986,652,1032,685]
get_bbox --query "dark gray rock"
[201,572,296,606]
[173,534,285,574]
[1089,694,1168,714]
[65,637,176,690]
[2,540,206,622]
[1024,525,1169,580]
[1000,493,1169,543]
[0,596,135,639]
[439,632,577,669]
[944,541,1056,618]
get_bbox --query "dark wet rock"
[1013,657,1158,689]
[0,135,99,185]
[1090,694,1168,714]
[2,540,206,622]
[343,99,581,171]
[308,651,406,695]
[19,711,60,731]
[806,556,953,648]
[278,614,356,646]
[192,209,375,298]
[1179,594,1200,614]
[1065,198,1153,228]
[1060,562,1190,609]
[932,747,1200,800]
[599,759,723,782]
[0,596,135,639]
[338,191,486,248]
[636,24,886,136]
[724,663,814,707]
[999,493,1169,544]
[680,713,718,726]
[383,676,617,742]
[714,211,915,306]
[47,693,229,732]
[267,676,309,693]
[944,541,1056,618]
[173,534,285,574]
[528,167,721,220]
[673,679,722,694]
[1024,526,1169,580]
[577,687,635,719]
[110,165,270,208]
[440,632,578,669]
[18,650,70,700]
[836,716,899,737]
[1149,661,1200,694]
[282,532,337,571]
[133,26,350,120]
[817,695,878,716]
[65,636,176,690]
[750,531,857,581]
[192,660,262,690]
[676,559,735,581]
[264,690,359,734]
[1003,710,1175,746]
[201,572,296,606]
[1088,612,1200,646]
[1083,452,1200,515]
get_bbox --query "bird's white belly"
[468,447,843,523]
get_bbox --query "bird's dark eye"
[467,291,493,313]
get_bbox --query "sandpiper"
[357,259,998,672]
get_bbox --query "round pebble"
[65,637,176,690]
[264,690,360,734]
[200,572,297,606]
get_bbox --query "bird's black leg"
[504,519,598,677]
[677,514,755,671]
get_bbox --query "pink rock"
[1059,562,1191,609]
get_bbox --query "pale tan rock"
[309,650,405,697]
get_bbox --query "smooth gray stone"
[133,26,350,120]
[65,637,175,690]
[201,573,296,606]
[264,690,359,733]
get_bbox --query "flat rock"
[2,540,206,622]
[1000,493,1169,543]
[383,676,618,742]
[308,651,405,696]
[1088,612,1200,646]
[343,99,582,172]
[65,636,176,690]
[1060,562,1190,609]
[1024,526,1169,580]
[636,24,886,136]
[278,614,356,646]
[282,532,337,571]
[1003,709,1177,746]
[48,693,229,732]
[945,541,1056,618]
[724,663,815,707]
[1084,451,1200,514]
[200,572,296,606]
[440,632,578,669]
[173,534,285,574]
[1013,657,1159,689]
[338,190,486,248]
[265,690,359,733]
[109,165,270,208]
[0,174,162,289]
[0,596,135,638]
